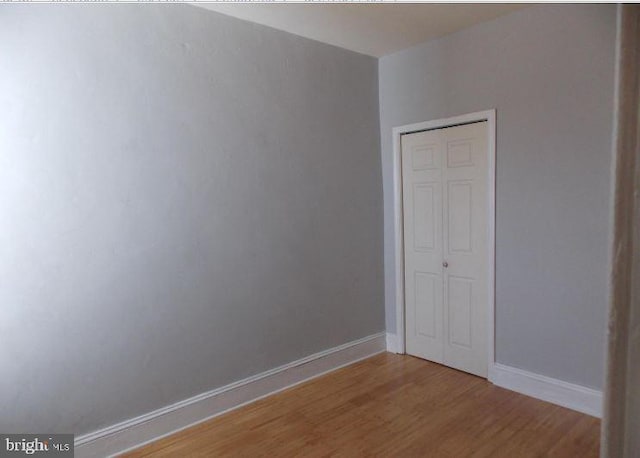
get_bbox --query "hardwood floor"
[125,353,600,457]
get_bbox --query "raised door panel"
[447,276,473,348]
[447,180,473,254]
[413,183,436,252]
[415,272,438,339]
[411,144,438,171]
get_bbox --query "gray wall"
[379,4,616,389]
[0,5,383,435]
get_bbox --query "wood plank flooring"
[124,353,600,457]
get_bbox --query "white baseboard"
[75,332,386,458]
[489,363,603,418]
[380,332,601,418]
[386,332,400,354]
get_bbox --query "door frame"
[391,109,496,375]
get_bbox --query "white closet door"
[401,129,445,364]
[402,121,488,377]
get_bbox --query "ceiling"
[196,4,530,57]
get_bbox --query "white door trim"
[392,109,496,375]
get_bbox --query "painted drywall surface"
[379,4,616,389]
[0,5,383,434]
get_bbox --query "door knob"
[443,261,449,268]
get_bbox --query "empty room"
[2,2,639,457]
